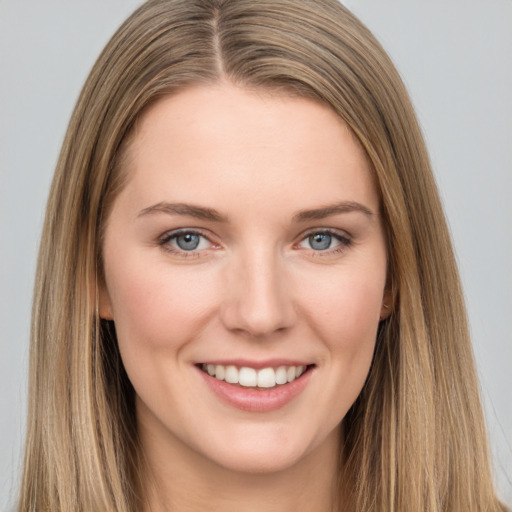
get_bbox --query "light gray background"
[1,1,510,509]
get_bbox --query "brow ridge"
[138,200,373,223]
[293,201,373,222]
[138,202,228,222]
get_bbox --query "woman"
[18,0,507,510]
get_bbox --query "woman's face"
[100,84,389,474]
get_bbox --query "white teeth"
[239,367,257,387]
[215,365,225,381]
[202,363,308,388]
[257,367,275,388]
[224,365,238,384]
[275,366,288,385]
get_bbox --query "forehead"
[119,83,379,216]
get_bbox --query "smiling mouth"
[199,363,312,389]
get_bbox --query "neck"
[140,423,344,512]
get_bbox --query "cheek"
[305,271,384,344]
[105,255,220,352]
[299,262,385,398]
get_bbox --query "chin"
[206,444,310,475]
[196,423,339,476]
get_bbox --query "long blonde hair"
[19,0,506,510]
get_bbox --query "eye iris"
[309,233,331,250]
[176,233,200,251]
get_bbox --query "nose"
[219,247,297,338]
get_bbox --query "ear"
[379,286,393,321]
[98,281,114,320]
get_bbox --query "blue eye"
[308,233,333,251]
[298,230,350,253]
[160,230,212,253]
[175,233,201,251]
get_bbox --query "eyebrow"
[137,200,373,223]
[293,201,374,222]
[138,202,228,222]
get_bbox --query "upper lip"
[196,359,313,369]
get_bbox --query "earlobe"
[98,283,114,320]
[379,288,393,320]
[380,303,390,320]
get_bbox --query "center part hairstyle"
[20,1,505,511]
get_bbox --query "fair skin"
[100,83,389,512]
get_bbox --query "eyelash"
[158,229,215,259]
[296,229,352,257]
[157,228,352,258]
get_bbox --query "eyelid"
[157,227,352,258]
[297,227,352,242]
[158,228,220,257]
[294,227,352,255]
[159,227,210,242]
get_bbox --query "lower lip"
[197,366,313,413]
